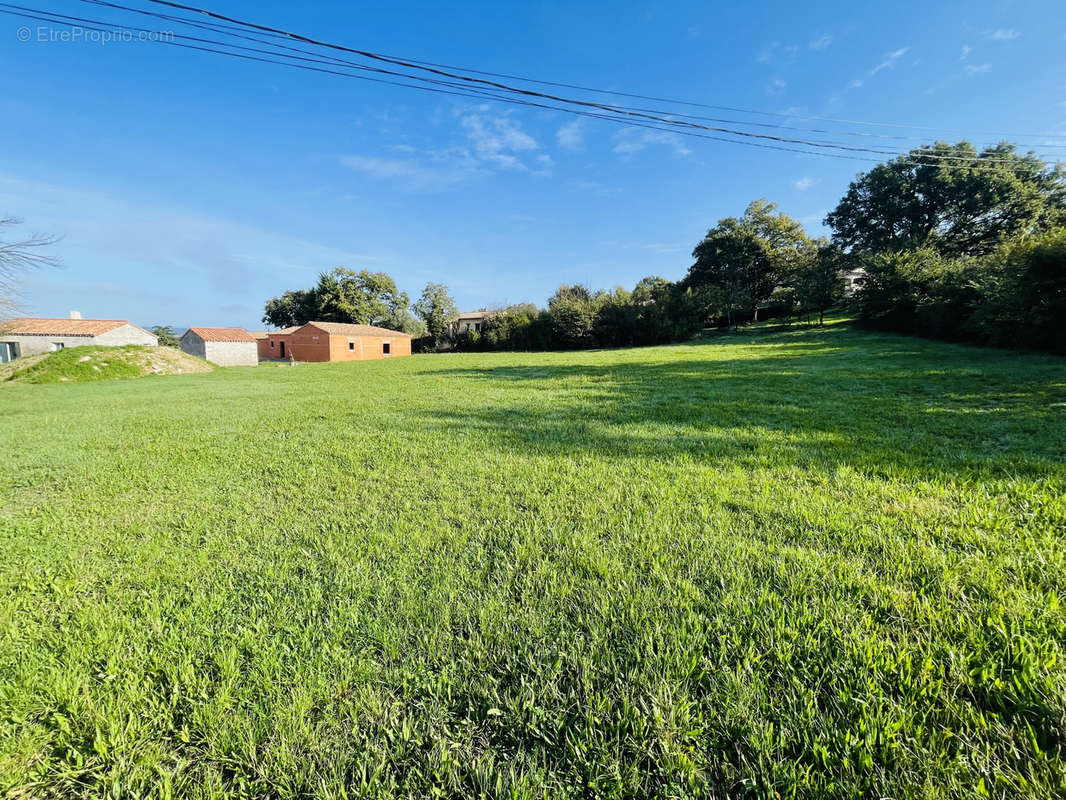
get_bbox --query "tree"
[961,228,1066,352]
[826,142,1066,258]
[313,268,409,326]
[592,286,637,348]
[151,325,181,347]
[262,269,410,329]
[380,307,427,337]
[791,243,845,326]
[262,289,316,328]
[547,284,598,348]
[412,283,459,344]
[480,303,551,351]
[1,217,60,319]
[631,275,672,306]
[686,200,812,328]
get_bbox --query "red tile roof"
[248,327,300,338]
[302,321,413,337]
[0,318,131,336]
[185,327,255,343]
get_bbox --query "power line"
[5,5,894,165]
[24,0,1066,159]
[8,3,1064,169]
[137,0,1066,143]
[68,0,1066,152]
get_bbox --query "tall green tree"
[547,284,598,348]
[262,269,410,329]
[313,269,409,326]
[826,142,1066,257]
[262,289,317,328]
[686,200,812,327]
[790,243,845,326]
[412,283,459,344]
[379,308,427,337]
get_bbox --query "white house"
[179,327,258,366]
[0,316,157,363]
[451,310,499,334]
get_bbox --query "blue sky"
[2,0,1064,330]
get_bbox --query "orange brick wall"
[327,333,411,361]
[257,335,288,359]
[258,327,411,361]
[287,329,331,362]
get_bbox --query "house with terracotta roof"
[0,315,157,363]
[258,321,412,362]
[179,327,258,367]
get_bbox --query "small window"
[270,340,275,348]
[51,342,65,352]
[382,341,391,355]
[349,341,355,351]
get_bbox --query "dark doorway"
[383,342,391,355]
[280,341,286,358]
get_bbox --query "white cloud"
[966,63,992,75]
[340,155,422,180]
[809,34,833,51]
[556,119,586,151]
[871,46,910,74]
[757,41,779,63]
[457,109,539,170]
[960,44,972,60]
[340,107,546,189]
[793,177,817,191]
[847,79,863,89]
[987,28,1020,40]
[612,128,691,157]
[644,242,684,254]
[767,77,787,95]
[340,153,474,191]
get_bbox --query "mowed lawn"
[1,323,1064,799]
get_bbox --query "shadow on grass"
[411,331,1066,481]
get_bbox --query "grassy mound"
[2,345,212,383]
[1,324,1064,797]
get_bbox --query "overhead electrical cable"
[8,1,1063,169]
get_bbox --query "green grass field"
[2,322,1064,798]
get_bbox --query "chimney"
[69,311,82,319]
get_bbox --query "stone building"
[0,316,157,363]
[179,327,258,367]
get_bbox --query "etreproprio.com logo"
[16,25,175,44]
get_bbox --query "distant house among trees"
[180,327,258,367]
[254,321,411,362]
[0,314,157,363]
[451,310,499,334]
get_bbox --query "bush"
[852,230,1066,353]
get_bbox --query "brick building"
[255,321,411,362]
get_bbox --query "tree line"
[262,140,1066,354]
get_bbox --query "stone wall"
[204,340,258,367]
